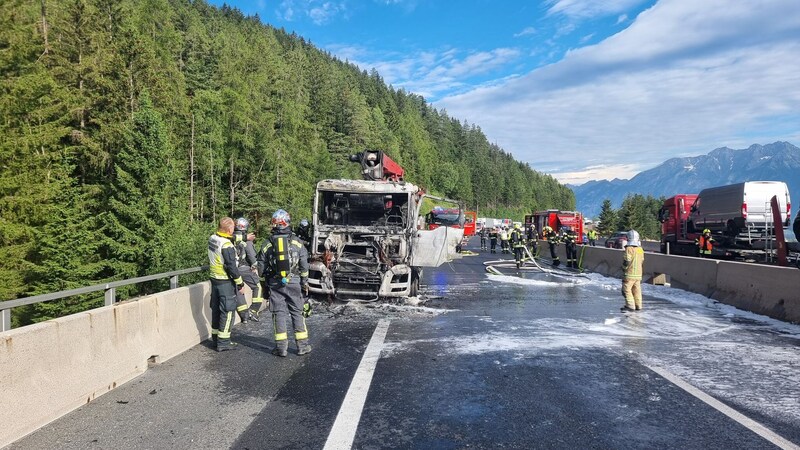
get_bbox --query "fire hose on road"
[484,245,589,279]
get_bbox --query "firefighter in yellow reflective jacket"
[510,223,526,268]
[560,227,578,269]
[257,209,311,357]
[621,230,645,312]
[208,217,245,351]
[587,229,598,247]
[543,225,560,266]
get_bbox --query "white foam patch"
[581,272,800,338]
[487,273,579,287]
[640,343,800,420]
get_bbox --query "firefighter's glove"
[237,283,245,291]
[302,284,309,297]
[302,299,313,318]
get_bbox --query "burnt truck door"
[410,194,465,267]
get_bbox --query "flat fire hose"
[483,245,589,279]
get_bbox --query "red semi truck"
[658,191,792,263]
[657,194,699,256]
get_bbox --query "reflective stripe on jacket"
[622,246,644,280]
[696,235,714,254]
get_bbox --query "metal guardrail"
[0,266,208,332]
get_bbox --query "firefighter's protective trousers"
[548,241,559,262]
[269,281,308,351]
[565,241,577,267]
[236,269,263,315]
[211,279,238,346]
[622,279,642,310]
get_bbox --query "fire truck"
[307,150,465,300]
[526,210,584,239]
[426,208,477,236]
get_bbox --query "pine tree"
[596,199,619,236]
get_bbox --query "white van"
[690,181,791,235]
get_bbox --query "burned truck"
[307,151,464,301]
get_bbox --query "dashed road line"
[644,363,799,450]
[323,319,391,450]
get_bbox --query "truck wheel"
[725,221,739,237]
[410,269,420,297]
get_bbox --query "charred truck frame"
[307,150,464,301]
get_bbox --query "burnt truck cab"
[308,177,464,301]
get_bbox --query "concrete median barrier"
[571,244,797,323]
[0,282,216,448]
[714,261,800,322]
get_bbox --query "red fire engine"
[526,210,584,240]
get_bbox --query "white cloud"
[546,0,649,18]
[551,164,644,185]
[615,13,628,24]
[277,0,347,24]
[514,27,537,38]
[325,45,522,100]
[436,0,800,180]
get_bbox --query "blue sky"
[210,0,800,184]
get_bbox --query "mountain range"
[571,141,800,218]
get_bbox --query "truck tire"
[409,268,420,297]
[725,220,739,237]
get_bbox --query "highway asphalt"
[8,239,800,449]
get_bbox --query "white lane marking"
[323,319,391,450]
[644,363,800,450]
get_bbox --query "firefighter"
[696,228,714,258]
[561,227,578,269]
[479,226,488,251]
[510,223,526,268]
[543,225,561,266]
[295,218,313,253]
[258,209,312,357]
[526,223,538,255]
[621,230,645,312]
[208,217,245,352]
[233,217,264,322]
[489,227,498,253]
[587,229,598,247]
[500,227,510,254]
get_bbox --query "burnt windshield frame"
[318,191,410,226]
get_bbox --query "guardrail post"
[169,275,179,290]
[1,308,10,332]
[104,287,116,306]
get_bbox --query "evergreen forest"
[595,195,665,239]
[0,0,574,326]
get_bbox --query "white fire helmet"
[626,230,641,247]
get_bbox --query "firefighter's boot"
[297,339,312,356]
[272,341,288,357]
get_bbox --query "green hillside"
[0,0,573,324]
